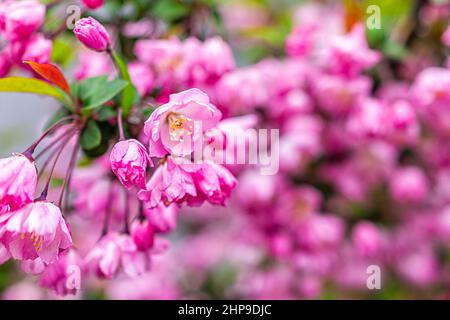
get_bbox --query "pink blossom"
[139,157,236,208]
[189,160,238,206]
[131,220,154,251]
[128,62,154,97]
[74,50,113,80]
[144,203,178,233]
[0,0,45,41]
[352,221,383,258]
[326,24,381,77]
[73,17,111,52]
[0,154,37,212]
[144,88,222,157]
[138,157,198,208]
[442,26,450,47]
[311,73,371,116]
[395,246,439,286]
[347,98,390,139]
[0,201,72,264]
[21,34,52,64]
[39,249,83,295]
[85,233,151,279]
[178,37,235,87]
[297,214,345,251]
[81,0,104,10]
[286,24,317,57]
[110,139,151,189]
[390,167,429,204]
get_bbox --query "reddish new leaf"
[23,61,71,95]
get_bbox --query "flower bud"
[110,139,151,189]
[73,17,110,52]
[81,0,104,10]
[131,220,155,251]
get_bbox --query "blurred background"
[1,0,450,299]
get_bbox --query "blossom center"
[167,112,194,142]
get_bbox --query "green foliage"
[82,78,129,112]
[111,52,140,116]
[80,119,102,151]
[0,77,72,108]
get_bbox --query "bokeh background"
[1,0,450,299]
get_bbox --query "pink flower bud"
[0,154,37,212]
[131,220,154,251]
[73,17,111,52]
[81,0,104,10]
[110,139,151,189]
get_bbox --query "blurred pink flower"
[0,0,45,41]
[352,221,383,258]
[390,167,429,204]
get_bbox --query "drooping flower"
[0,154,37,212]
[144,203,178,233]
[39,249,83,296]
[144,88,222,157]
[138,157,198,208]
[188,160,238,206]
[131,220,155,251]
[138,157,237,208]
[85,233,151,279]
[0,201,72,264]
[110,139,151,189]
[73,17,111,52]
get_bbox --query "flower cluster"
[1,0,450,300]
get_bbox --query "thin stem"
[138,201,145,221]
[101,180,115,237]
[117,108,125,140]
[123,188,130,234]
[106,47,121,75]
[23,116,75,159]
[36,133,73,201]
[35,126,76,160]
[58,132,80,208]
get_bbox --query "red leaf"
[23,61,71,95]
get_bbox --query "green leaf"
[152,0,190,22]
[78,75,108,102]
[96,107,117,121]
[0,77,69,104]
[83,78,128,111]
[111,52,139,116]
[80,119,102,150]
